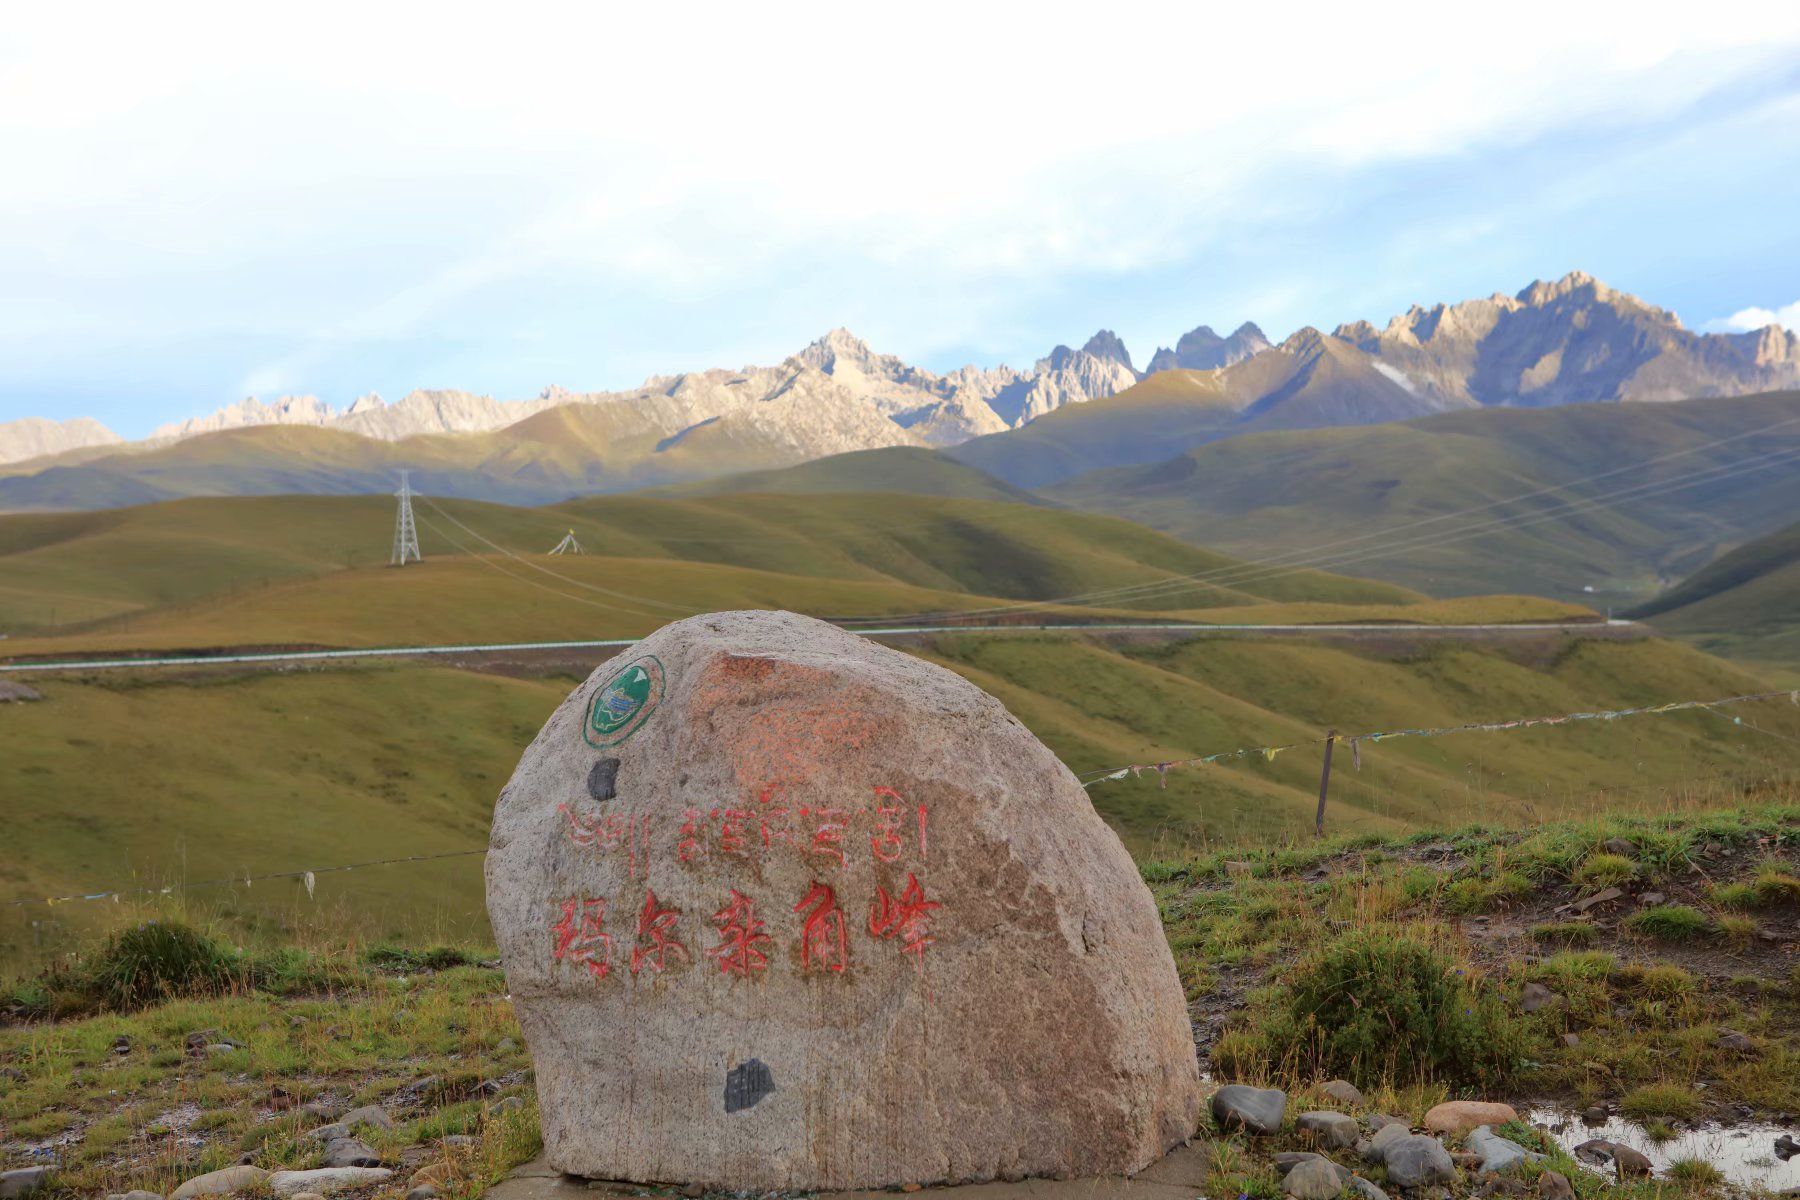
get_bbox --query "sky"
[5,2,1800,438]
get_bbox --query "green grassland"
[1632,520,1800,669]
[6,631,1794,970]
[644,445,1047,504]
[1045,391,1800,606]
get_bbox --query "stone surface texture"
[486,611,1201,1191]
[168,1167,268,1200]
[1210,1085,1287,1135]
[268,1169,394,1196]
[1424,1101,1519,1137]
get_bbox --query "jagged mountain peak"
[1147,321,1272,374]
[1080,329,1136,373]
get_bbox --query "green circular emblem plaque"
[583,655,666,748]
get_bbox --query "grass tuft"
[1624,904,1713,941]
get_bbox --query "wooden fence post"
[1315,730,1337,838]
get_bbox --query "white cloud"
[1705,302,1800,333]
[5,0,1800,424]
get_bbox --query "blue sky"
[4,3,1800,438]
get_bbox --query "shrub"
[1573,853,1637,891]
[1620,1083,1703,1120]
[1264,931,1526,1087]
[363,944,480,972]
[1751,862,1800,903]
[1716,914,1756,945]
[1624,905,1712,941]
[1709,882,1759,911]
[1529,921,1597,946]
[86,921,236,1009]
[1665,1158,1724,1188]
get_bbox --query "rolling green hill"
[1046,391,1800,607]
[1632,520,1800,667]
[1,490,1503,651]
[5,631,1793,966]
[645,445,1044,504]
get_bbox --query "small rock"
[340,1105,394,1132]
[1604,838,1637,857]
[406,1190,438,1200]
[106,1193,164,1200]
[1362,1121,1413,1163]
[900,1187,922,1196]
[321,1136,381,1169]
[300,1100,342,1122]
[1384,1135,1458,1189]
[1716,1029,1757,1055]
[1773,1133,1798,1159]
[441,1135,477,1149]
[1211,1083,1287,1135]
[681,1185,705,1199]
[0,1169,48,1200]
[1347,1179,1389,1200]
[169,1166,269,1200]
[1520,983,1556,1014]
[1611,1144,1653,1179]
[1573,887,1623,912]
[1467,1125,1545,1174]
[1537,1170,1575,1200]
[1321,1079,1365,1106]
[1560,1033,1580,1048]
[496,1038,519,1054]
[1580,1106,1607,1124]
[1367,1113,1408,1132]
[305,1124,349,1142]
[488,1095,525,1116]
[203,1043,237,1056]
[267,1169,394,1197]
[1425,1100,1519,1137]
[1283,1157,1344,1200]
[112,1035,132,1055]
[1640,892,1665,906]
[1298,1110,1360,1150]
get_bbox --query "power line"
[413,512,673,619]
[419,496,692,614]
[1080,687,1800,787]
[9,686,1795,909]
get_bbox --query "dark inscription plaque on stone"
[724,1058,775,1113]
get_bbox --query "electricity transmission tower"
[548,528,583,555]
[390,470,422,566]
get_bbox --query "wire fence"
[6,688,1797,910]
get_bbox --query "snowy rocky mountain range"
[3,272,1796,471]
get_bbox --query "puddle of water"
[1527,1107,1799,1193]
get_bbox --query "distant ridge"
[8,272,1799,509]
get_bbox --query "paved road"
[0,619,1639,674]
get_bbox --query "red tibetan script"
[551,896,612,980]
[708,888,771,976]
[793,881,849,974]
[869,873,940,974]
[630,889,688,975]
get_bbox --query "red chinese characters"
[869,873,940,974]
[551,896,612,980]
[630,889,688,975]
[708,888,772,976]
[793,882,849,973]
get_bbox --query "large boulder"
[486,611,1201,1191]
